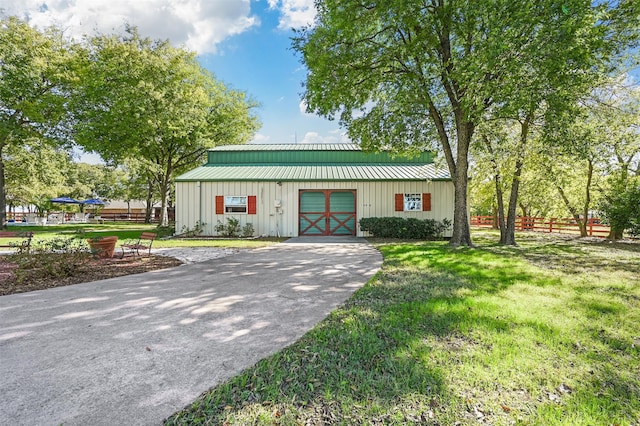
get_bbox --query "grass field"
[164,230,640,425]
[2,223,283,249]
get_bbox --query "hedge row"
[359,217,451,239]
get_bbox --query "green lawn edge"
[2,223,285,249]
[164,230,640,425]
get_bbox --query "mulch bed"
[0,254,183,296]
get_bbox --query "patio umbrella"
[49,197,81,223]
[50,197,81,204]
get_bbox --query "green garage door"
[299,190,356,236]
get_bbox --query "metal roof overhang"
[210,143,361,152]
[175,164,451,182]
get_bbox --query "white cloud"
[329,129,351,143]
[300,132,325,143]
[2,0,258,54]
[300,130,350,144]
[269,0,316,30]
[250,133,271,143]
[298,99,312,115]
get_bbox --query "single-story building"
[175,143,453,237]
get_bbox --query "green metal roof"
[176,164,451,182]
[176,144,451,182]
[206,143,433,165]
[211,143,361,151]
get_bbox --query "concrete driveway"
[0,237,381,426]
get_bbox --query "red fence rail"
[95,212,156,223]
[471,215,611,237]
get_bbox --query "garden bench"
[120,232,157,258]
[0,231,34,252]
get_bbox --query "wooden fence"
[7,212,160,224]
[471,215,611,237]
[95,212,156,223]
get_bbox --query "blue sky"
[3,0,638,158]
[3,0,345,151]
[198,5,345,144]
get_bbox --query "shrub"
[214,217,242,237]
[241,223,255,238]
[599,177,640,238]
[155,225,176,238]
[8,236,91,283]
[179,220,207,237]
[359,217,451,239]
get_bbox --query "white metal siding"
[175,180,455,237]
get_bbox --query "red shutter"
[248,196,257,214]
[395,194,404,212]
[215,196,224,214]
[423,193,432,211]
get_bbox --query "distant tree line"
[293,0,639,244]
[0,16,260,228]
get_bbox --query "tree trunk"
[0,147,6,230]
[503,114,532,246]
[449,121,473,247]
[607,227,624,240]
[159,181,170,228]
[555,159,594,238]
[158,164,173,228]
[503,164,522,245]
[555,181,587,237]
[483,135,506,240]
[580,159,594,238]
[145,180,154,223]
[495,184,506,238]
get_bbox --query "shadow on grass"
[166,287,450,424]
[474,229,640,275]
[166,240,640,425]
[165,242,542,424]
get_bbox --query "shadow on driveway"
[0,237,381,425]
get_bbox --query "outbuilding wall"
[176,180,454,238]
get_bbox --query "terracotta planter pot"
[87,236,118,258]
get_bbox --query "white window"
[225,196,247,213]
[404,194,422,211]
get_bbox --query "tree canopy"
[293,0,639,246]
[0,16,77,227]
[1,18,261,227]
[73,29,261,226]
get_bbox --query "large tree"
[0,16,76,228]
[65,163,129,205]
[73,29,260,227]
[474,116,541,244]
[293,0,639,246]
[4,140,72,215]
[591,81,640,238]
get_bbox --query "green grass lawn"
[3,223,283,249]
[165,230,640,425]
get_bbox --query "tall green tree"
[65,163,129,205]
[593,81,640,238]
[600,177,640,238]
[73,29,260,226]
[120,158,160,222]
[293,0,639,246]
[474,116,541,243]
[4,140,72,215]
[0,16,77,227]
